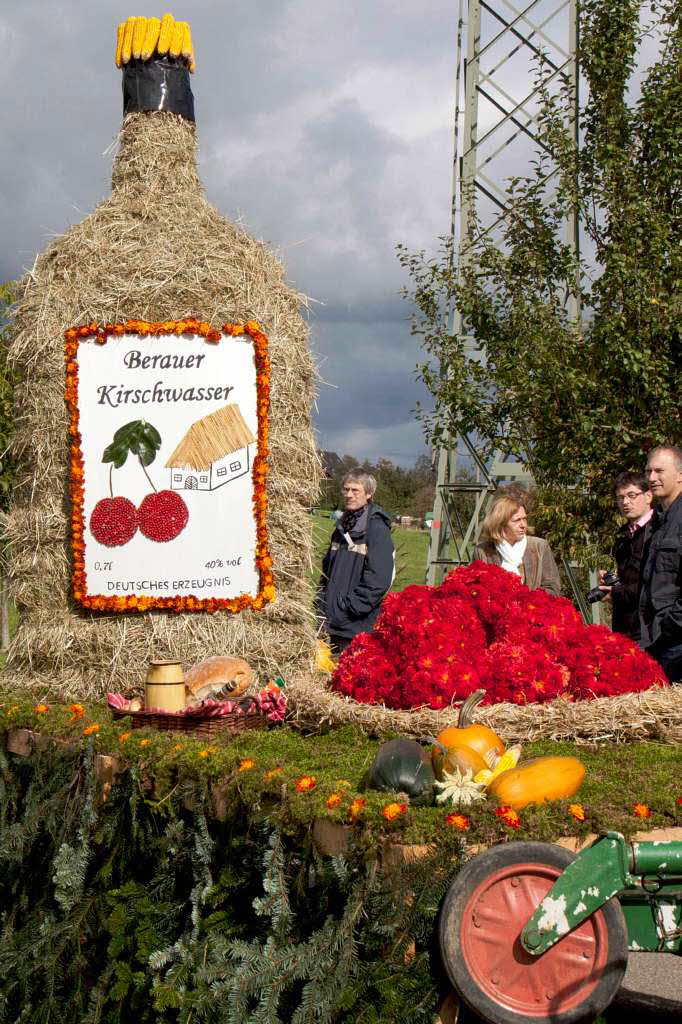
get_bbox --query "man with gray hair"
[319,470,394,656]
[639,445,682,682]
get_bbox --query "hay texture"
[3,111,321,699]
[286,673,682,744]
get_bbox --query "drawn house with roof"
[165,404,257,491]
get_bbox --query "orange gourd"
[435,690,505,764]
[432,742,488,781]
[488,756,586,810]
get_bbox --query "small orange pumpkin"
[436,690,505,764]
[432,743,488,781]
[488,756,586,810]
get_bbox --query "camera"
[586,570,618,604]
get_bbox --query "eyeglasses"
[616,491,645,503]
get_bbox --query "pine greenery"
[0,742,463,1022]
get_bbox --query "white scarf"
[495,536,527,577]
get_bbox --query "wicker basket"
[111,706,268,736]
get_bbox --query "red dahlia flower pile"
[331,562,667,709]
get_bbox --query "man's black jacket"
[319,502,394,640]
[639,492,682,649]
[611,518,653,641]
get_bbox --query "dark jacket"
[611,518,653,641]
[639,493,682,649]
[319,502,394,640]
[472,535,561,596]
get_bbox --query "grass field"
[310,511,429,592]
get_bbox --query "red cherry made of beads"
[138,490,189,542]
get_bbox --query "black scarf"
[340,505,367,534]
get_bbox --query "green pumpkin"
[367,739,435,805]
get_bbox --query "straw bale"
[2,111,321,699]
[285,672,682,744]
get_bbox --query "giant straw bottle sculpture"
[3,15,320,697]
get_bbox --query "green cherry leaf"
[137,444,158,467]
[139,421,162,448]
[102,441,128,465]
[113,421,143,445]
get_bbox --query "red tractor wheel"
[439,842,628,1024]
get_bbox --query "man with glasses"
[639,446,682,682]
[599,472,653,642]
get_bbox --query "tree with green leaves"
[399,0,682,560]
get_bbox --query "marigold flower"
[118,731,132,743]
[263,768,282,783]
[198,746,217,759]
[675,796,682,806]
[82,723,100,735]
[171,743,184,753]
[349,797,366,818]
[569,803,586,822]
[445,812,470,830]
[295,775,317,792]
[238,758,255,772]
[69,703,85,716]
[632,802,652,819]
[139,738,152,748]
[326,793,342,809]
[6,705,19,716]
[34,704,49,714]
[382,802,408,821]
[495,805,521,829]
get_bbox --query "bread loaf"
[185,656,256,704]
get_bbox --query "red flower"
[632,802,652,819]
[495,805,521,829]
[445,812,470,830]
[329,563,667,710]
[295,775,317,793]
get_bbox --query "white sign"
[67,326,269,611]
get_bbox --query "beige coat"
[472,535,562,596]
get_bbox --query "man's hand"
[598,586,613,603]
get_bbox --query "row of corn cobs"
[115,14,195,72]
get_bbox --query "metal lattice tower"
[427,0,587,605]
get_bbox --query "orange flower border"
[64,319,273,614]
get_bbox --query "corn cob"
[132,16,147,58]
[157,12,174,55]
[169,20,185,58]
[121,17,136,63]
[141,17,161,60]
[181,22,193,60]
[115,22,125,67]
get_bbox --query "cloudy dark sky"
[2,2,584,466]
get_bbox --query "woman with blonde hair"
[473,495,561,595]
